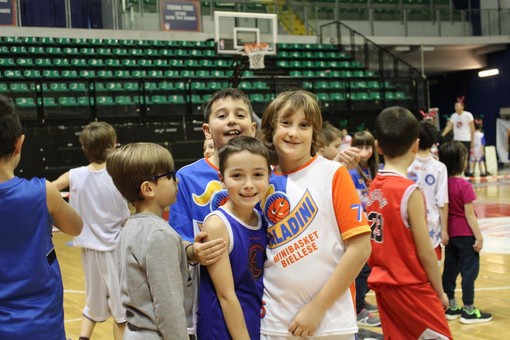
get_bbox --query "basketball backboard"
[214,11,277,55]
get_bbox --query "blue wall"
[430,45,510,146]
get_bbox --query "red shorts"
[375,283,452,340]
[435,245,442,261]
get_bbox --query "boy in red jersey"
[366,106,452,339]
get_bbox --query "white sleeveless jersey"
[260,156,370,336]
[70,166,130,251]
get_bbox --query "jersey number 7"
[367,211,383,243]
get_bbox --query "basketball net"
[244,42,269,70]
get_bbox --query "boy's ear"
[138,181,155,199]
[202,122,212,140]
[411,139,420,154]
[14,134,25,155]
[249,121,256,137]
[375,140,384,155]
[218,171,226,188]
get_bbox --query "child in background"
[438,141,493,324]
[317,121,343,160]
[258,90,371,339]
[348,130,381,327]
[0,94,83,339]
[340,128,352,151]
[52,121,130,340]
[198,136,269,340]
[106,142,192,339]
[367,106,452,339]
[203,137,215,158]
[469,121,489,177]
[407,120,449,261]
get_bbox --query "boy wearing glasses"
[52,122,130,340]
[106,142,192,339]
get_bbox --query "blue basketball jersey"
[0,177,65,339]
[197,207,266,340]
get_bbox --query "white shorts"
[261,334,356,340]
[81,248,126,323]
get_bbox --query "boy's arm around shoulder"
[408,189,448,309]
[46,181,82,236]
[51,171,70,191]
[146,228,189,340]
[202,214,250,340]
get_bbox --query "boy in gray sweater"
[106,142,192,340]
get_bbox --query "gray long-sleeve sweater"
[118,212,192,340]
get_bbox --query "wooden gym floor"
[56,170,510,339]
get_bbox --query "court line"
[64,317,82,323]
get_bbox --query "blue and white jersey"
[407,154,449,248]
[197,207,265,340]
[169,158,228,242]
[349,166,372,211]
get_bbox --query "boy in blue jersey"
[198,136,270,339]
[0,94,83,339]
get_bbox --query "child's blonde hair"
[79,122,116,163]
[320,122,343,147]
[258,90,322,155]
[106,142,174,203]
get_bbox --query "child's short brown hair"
[79,122,116,163]
[374,106,419,158]
[320,122,343,148]
[0,95,22,159]
[218,136,271,175]
[203,88,253,122]
[258,90,322,155]
[106,142,174,203]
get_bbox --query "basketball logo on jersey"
[193,180,223,206]
[248,243,264,280]
[264,190,318,249]
[425,174,436,186]
[210,190,229,211]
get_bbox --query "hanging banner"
[0,0,16,26]
[160,0,201,32]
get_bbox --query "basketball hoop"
[244,42,269,70]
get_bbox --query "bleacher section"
[0,35,415,178]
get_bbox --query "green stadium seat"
[17,58,33,66]
[28,46,45,54]
[43,97,57,107]
[173,82,187,90]
[80,70,96,78]
[53,58,69,67]
[71,58,87,67]
[180,70,194,77]
[10,46,27,54]
[138,59,153,67]
[0,83,8,92]
[146,49,159,56]
[249,94,265,103]
[46,47,62,55]
[114,70,130,78]
[124,82,139,91]
[97,48,112,55]
[113,48,129,56]
[369,92,381,100]
[97,96,114,105]
[43,70,60,78]
[49,83,68,92]
[315,81,329,90]
[131,70,146,78]
[158,82,173,90]
[122,59,137,67]
[69,83,86,91]
[61,70,78,78]
[4,70,22,78]
[352,92,370,101]
[164,70,179,77]
[153,59,168,67]
[88,59,104,67]
[317,93,330,101]
[96,70,112,78]
[5,37,22,44]
[168,95,185,104]
[148,70,164,77]
[22,37,39,45]
[77,96,91,106]
[115,96,133,105]
[210,70,225,77]
[144,82,158,91]
[80,48,95,55]
[55,37,71,44]
[24,70,41,78]
[16,97,36,107]
[59,97,77,106]
[106,59,121,67]
[106,82,122,91]
[0,58,16,66]
[330,93,346,101]
[10,83,29,92]
[289,70,301,77]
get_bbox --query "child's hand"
[439,292,449,310]
[288,301,326,337]
[193,231,227,265]
[334,147,361,170]
[473,238,483,252]
[441,230,449,246]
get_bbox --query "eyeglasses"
[148,170,176,182]
[136,170,176,193]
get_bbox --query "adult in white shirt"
[441,99,475,175]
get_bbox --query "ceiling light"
[478,69,499,77]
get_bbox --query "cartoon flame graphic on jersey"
[193,181,223,206]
